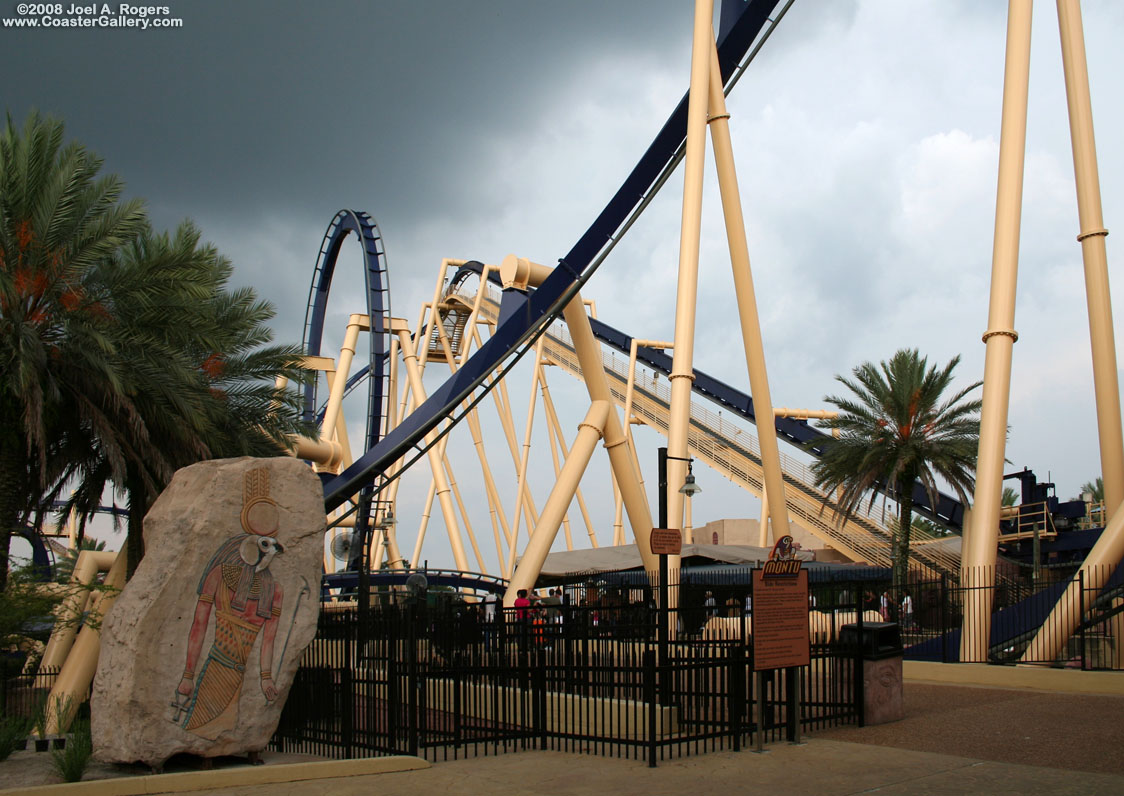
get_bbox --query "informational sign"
[649,527,682,556]
[751,568,810,671]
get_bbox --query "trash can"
[841,622,903,725]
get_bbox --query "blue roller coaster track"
[311,0,970,542]
[321,0,788,515]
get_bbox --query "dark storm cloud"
[2,0,691,231]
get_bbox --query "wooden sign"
[751,569,810,671]
[649,528,682,556]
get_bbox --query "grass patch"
[50,717,92,782]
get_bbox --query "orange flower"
[200,353,226,379]
[16,219,34,251]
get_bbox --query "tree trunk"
[892,476,916,594]
[125,466,147,580]
[0,434,29,592]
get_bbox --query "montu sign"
[762,534,803,578]
[752,533,810,673]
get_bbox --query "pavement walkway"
[9,740,1124,796]
[5,679,1123,795]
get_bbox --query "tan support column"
[411,481,437,568]
[540,368,599,548]
[758,487,770,547]
[418,296,514,566]
[40,551,116,670]
[1057,0,1123,515]
[472,326,542,532]
[46,548,126,734]
[289,435,343,470]
[501,255,656,572]
[417,259,466,370]
[1025,0,1124,659]
[706,43,791,537]
[961,0,1033,662]
[505,401,610,605]
[615,340,669,545]
[1023,509,1124,663]
[320,314,367,454]
[505,339,547,578]
[393,317,471,573]
[665,0,714,538]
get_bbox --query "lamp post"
[656,447,701,703]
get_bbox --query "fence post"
[785,666,800,743]
[453,666,463,750]
[342,613,354,759]
[1079,568,1087,671]
[854,604,865,728]
[644,648,657,768]
[340,665,354,759]
[386,653,398,752]
[938,573,947,663]
[728,645,745,752]
[532,651,547,749]
[407,603,419,757]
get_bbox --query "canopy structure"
[533,543,887,583]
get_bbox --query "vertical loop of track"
[302,209,393,559]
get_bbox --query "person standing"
[482,591,499,651]
[901,590,914,629]
[514,588,531,620]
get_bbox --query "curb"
[3,755,429,796]
[904,660,1124,695]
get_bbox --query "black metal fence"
[275,560,1124,766]
[0,664,61,723]
[891,563,1124,669]
[272,581,863,766]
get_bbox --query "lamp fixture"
[679,463,702,497]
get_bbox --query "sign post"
[650,526,680,707]
[752,535,809,749]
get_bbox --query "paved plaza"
[4,680,1123,796]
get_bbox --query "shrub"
[50,717,92,782]
[0,714,31,760]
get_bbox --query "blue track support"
[322,0,784,512]
[323,569,508,596]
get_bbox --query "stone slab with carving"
[92,457,324,766]
[861,657,904,725]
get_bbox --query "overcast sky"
[5,1,1123,571]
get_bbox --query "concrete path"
[6,675,1123,796]
[167,742,1124,796]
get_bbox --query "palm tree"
[2,114,309,585]
[0,113,146,590]
[53,538,106,584]
[64,222,309,575]
[811,349,982,589]
[1080,477,1104,503]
